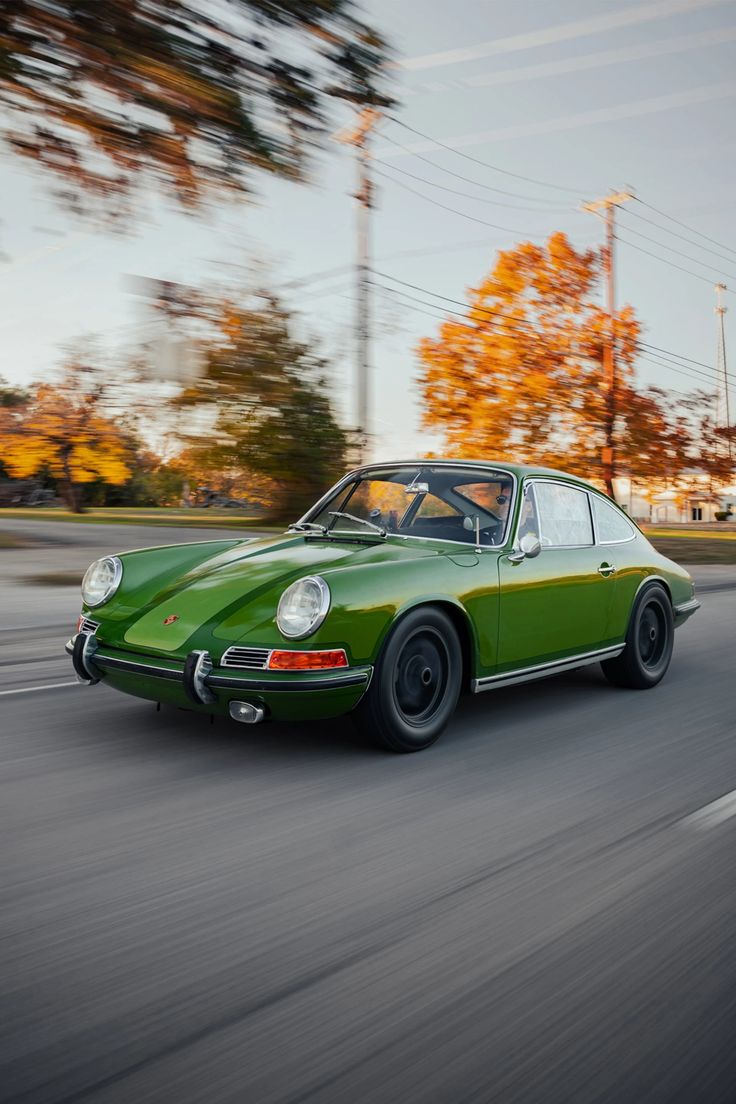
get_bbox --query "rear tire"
[601,583,674,689]
[354,607,462,753]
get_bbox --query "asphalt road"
[2,579,736,1103]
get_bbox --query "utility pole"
[582,190,634,499]
[715,282,731,461]
[334,107,380,464]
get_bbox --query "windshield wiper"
[328,511,386,537]
[288,521,327,534]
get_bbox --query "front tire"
[601,583,674,689]
[354,607,462,753]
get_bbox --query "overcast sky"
[1,0,735,458]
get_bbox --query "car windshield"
[305,466,515,546]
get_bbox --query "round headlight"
[81,556,123,608]
[277,576,330,639]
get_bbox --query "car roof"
[354,459,599,490]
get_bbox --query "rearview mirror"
[508,532,542,563]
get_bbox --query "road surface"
[1,538,735,1102]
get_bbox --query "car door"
[496,479,618,673]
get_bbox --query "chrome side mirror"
[508,532,542,563]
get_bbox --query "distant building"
[613,471,736,523]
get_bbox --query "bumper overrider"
[66,632,372,721]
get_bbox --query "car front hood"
[121,533,435,653]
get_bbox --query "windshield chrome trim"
[298,463,518,551]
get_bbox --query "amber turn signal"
[267,649,349,671]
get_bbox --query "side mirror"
[508,532,542,563]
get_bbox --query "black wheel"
[354,607,463,753]
[601,583,674,689]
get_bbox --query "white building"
[613,472,736,524]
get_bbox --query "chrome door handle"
[598,563,616,577]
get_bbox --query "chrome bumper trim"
[66,638,371,693]
[673,597,700,622]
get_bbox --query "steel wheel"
[393,628,451,727]
[354,607,463,752]
[601,583,674,689]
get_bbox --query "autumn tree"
[615,384,693,489]
[1,359,131,511]
[178,292,349,518]
[417,232,640,496]
[0,1,391,214]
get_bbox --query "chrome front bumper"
[66,634,372,705]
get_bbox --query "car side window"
[518,484,540,541]
[534,482,593,547]
[592,495,635,542]
[413,493,460,520]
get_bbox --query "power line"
[639,352,736,403]
[378,131,572,207]
[373,283,477,329]
[375,270,507,319]
[374,158,575,214]
[379,237,514,262]
[639,340,723,375]
[638,347,736,398]
[617,234,723,286]
[616,223,736,282]
[374,271,736,403]
[385,116,583,196]
[624,206,736,266]
[279,264,353,290]
[637,198,736,259]
[374,167,542,236]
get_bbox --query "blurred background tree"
[2,358,130,511]
[0,0,391,215]
[178,291,349,518]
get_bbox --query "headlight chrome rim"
[276,575,330,640]
[81,556,123,608]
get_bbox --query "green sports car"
[67,461,700,752]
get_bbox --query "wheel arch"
[626,574,674,636]
[635,573,672,605]
[383,596,477,694]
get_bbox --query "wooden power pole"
[715,282,731,461]
[334,107,380,464]
[582,190,634,499]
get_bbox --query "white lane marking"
[682,790,736,830]
[0,681,80,697]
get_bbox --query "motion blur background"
[2,2,736,1102]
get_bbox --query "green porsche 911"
[67,461,699,752]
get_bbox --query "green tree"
[0,1,391,212]
[180,293,349,518]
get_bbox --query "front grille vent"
[79,616,100,634]
[220,646,271,670]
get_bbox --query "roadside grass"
[643,526,736,541]
[647,537,736,564]
[0,507,281,531]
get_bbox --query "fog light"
[267,649,348,671]
[229,701,265,724]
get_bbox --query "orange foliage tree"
[1,361,130,512]
[417,232,644,496]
